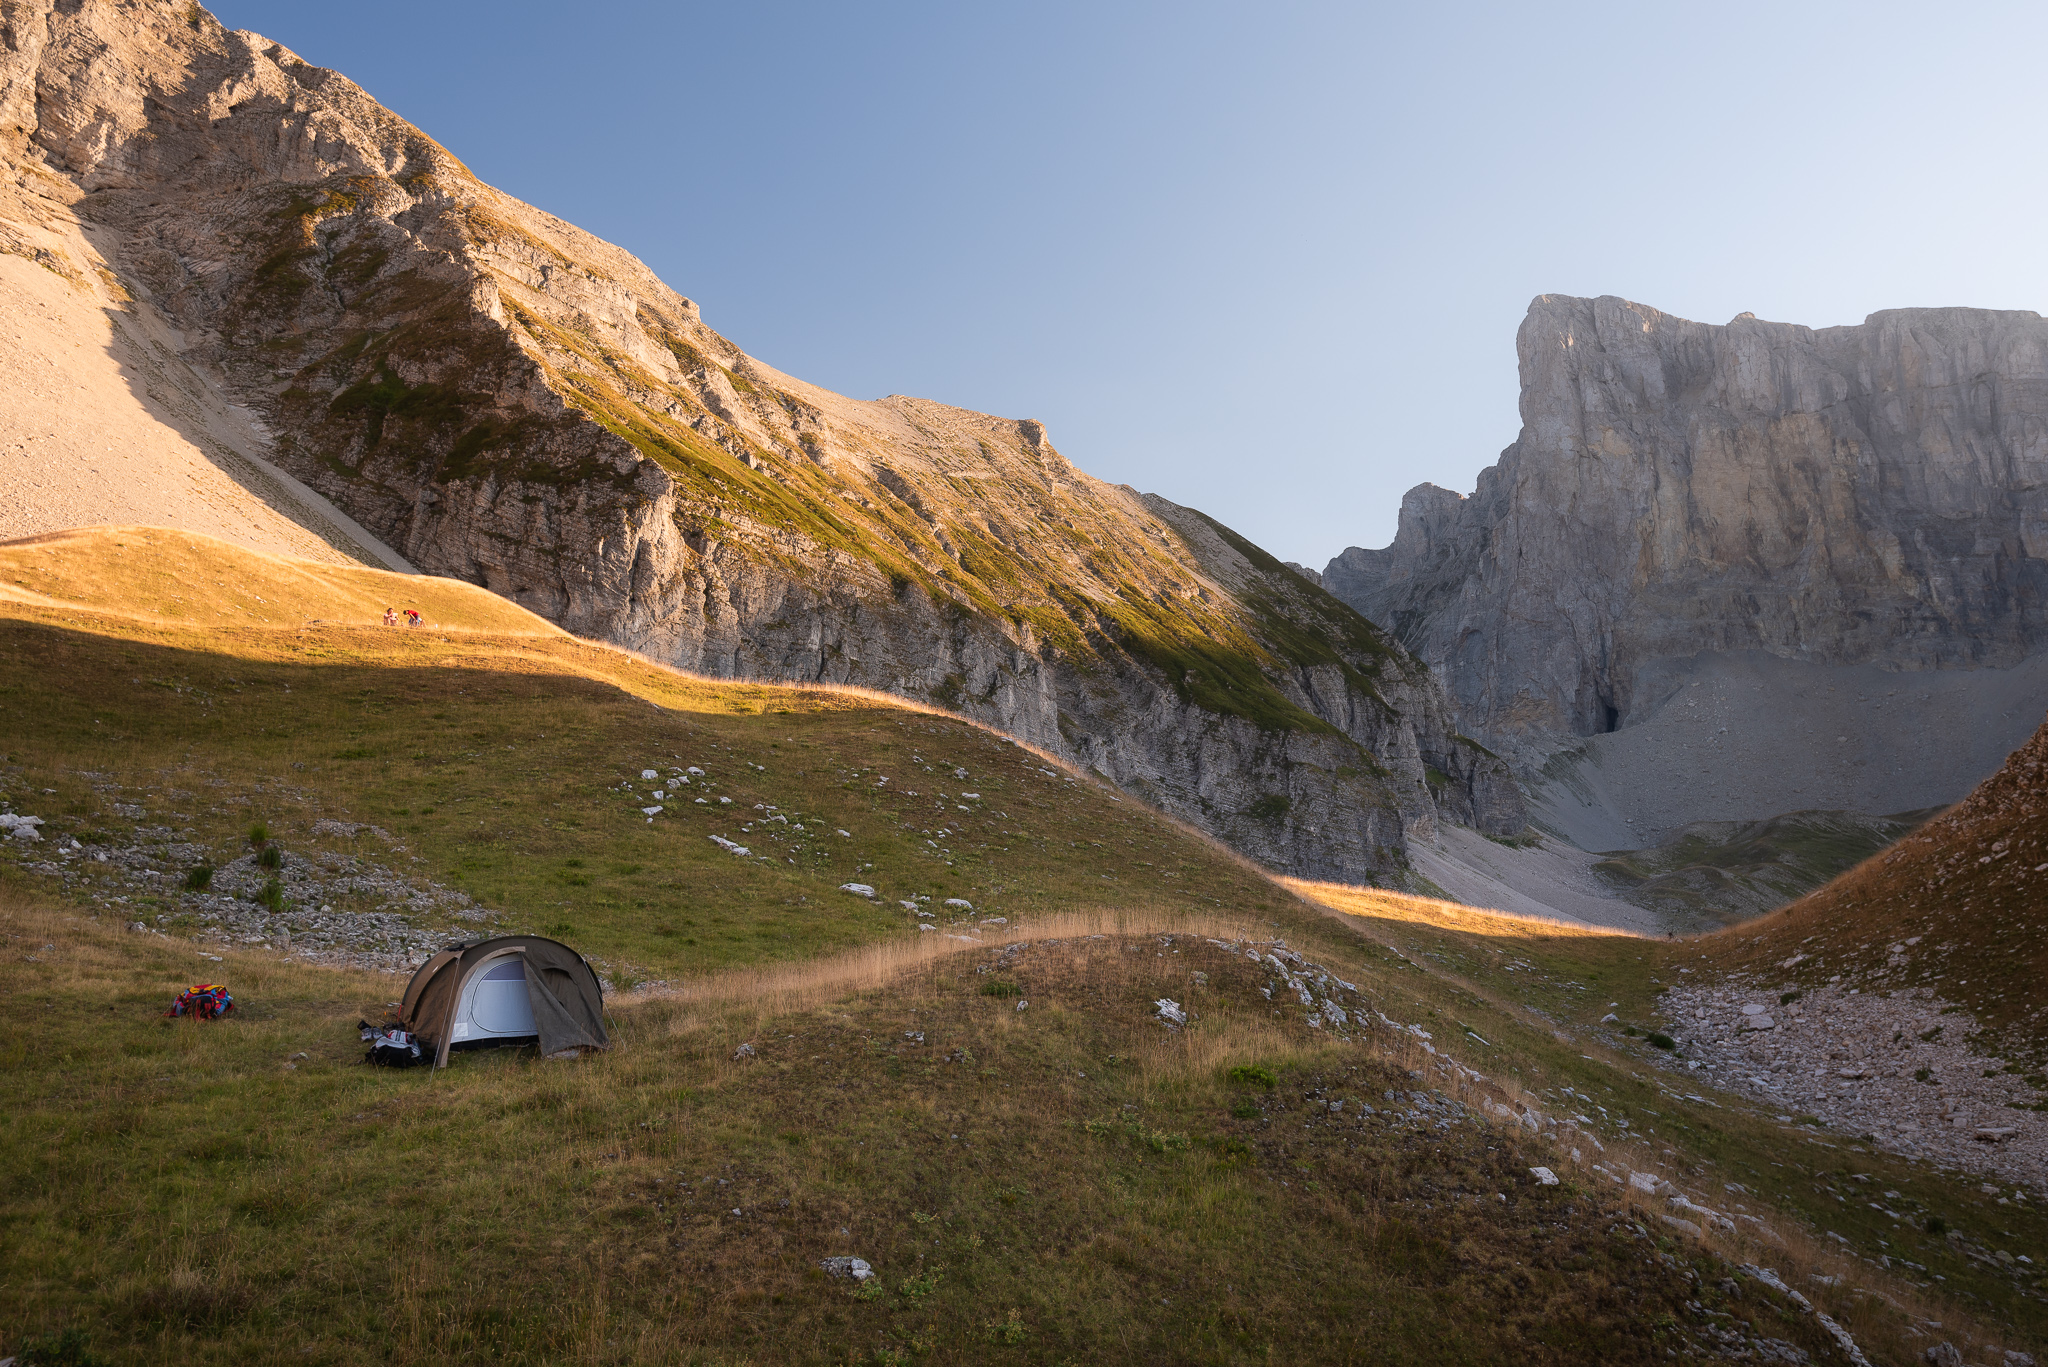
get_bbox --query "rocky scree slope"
[0,0,1520,881]
[1325,293,2048,792]
[1649,711,2048,1198]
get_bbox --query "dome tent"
[399,936,608,1067]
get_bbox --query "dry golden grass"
[1285,876,1641,941]
[0,525,558,632]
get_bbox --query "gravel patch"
[1656,979,2048,1195]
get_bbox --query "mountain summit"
[1326,294,2048,848]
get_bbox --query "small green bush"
[255,878,288,914]
[182,863,214,892]
[1646,1032,1675,1050]
[257,845,283,870]
[247,821,269,845]
[1925,1216,1947,1235]
[985,1309,1029,1345]
[979,979,1020,998]
[1227,1063,1276,1089]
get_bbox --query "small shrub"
[544,921,575,936]
[1621,1026,1641,1038]
[1646,1032,1675,1050]
[254,878,287,914]
[182,864,214,892]
[1230,1099,1261,1119]
[1914,1067,1933,1083]
[985,1309,1029,1346]
[1212,1137,1255,1167]
[256,845,283,870]
[1245,794,1290,821]
[898,1267,943,1304]
[1227,1064,1276,1089]
[980,979,1020,998]
[1925,1216,1947,1235]
[854,1279,883,1303]
[247,821,269,845]
[1779,991,1803,1005]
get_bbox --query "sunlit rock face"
[0,0,1521,882]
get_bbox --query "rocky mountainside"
[1326,293,2048,844]
[0,0,1520,881]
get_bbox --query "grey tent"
[398,935,608,1067]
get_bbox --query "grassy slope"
[0,530,2030,1363]
[1291,881,2048,1359]
[1694,715,2048,1064]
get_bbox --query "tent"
[398,935,609,1067]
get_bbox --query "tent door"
[457,956,537,1040]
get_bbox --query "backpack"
[166,984,234,1020]
[360,1022,425,1068]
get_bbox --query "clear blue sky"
[211,1,2048,565]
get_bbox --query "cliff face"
[0,0,1521,880]
[1327,294,2048,753]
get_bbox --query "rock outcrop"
[0,0,1521,880]
[1326,294,2048,844]
[1329,295,2048,747]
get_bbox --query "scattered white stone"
[709,836,751,856]
[1154,998,1187,1027]
[688,766,704,775]
[819,1256,874,1281]
[732,1043,756,1060]
[640,805,663,816]
[695,798,708,805]
[718,797,732,805]
[960,792,979,800]
[1529,1166,1559,1186]
[652,790,666,799]
[1740,1013,1776,1031]
[840,883,876,898]
[641,769,658,780]
[837,829,851,837]
[1015,1000,1028,1011]
[917,924,936,932]
[943,898,973,909]
[1600,1012,1619,1023]
[898,900,918,911]
[1741,1003,1768,1015]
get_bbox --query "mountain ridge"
[0,0,1521,883]
[1324,291,2048,848]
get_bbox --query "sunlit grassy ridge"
[0,528,2035,1363]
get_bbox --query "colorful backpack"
[166,983,235,1020]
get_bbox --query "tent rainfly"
[398,935,608,1067]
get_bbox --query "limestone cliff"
[0,0,1522,880]
[1326,295,2048,824]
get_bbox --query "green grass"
[1,895,1862,1366]
[0,537,2033,1364]
[0,616,1298,982]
